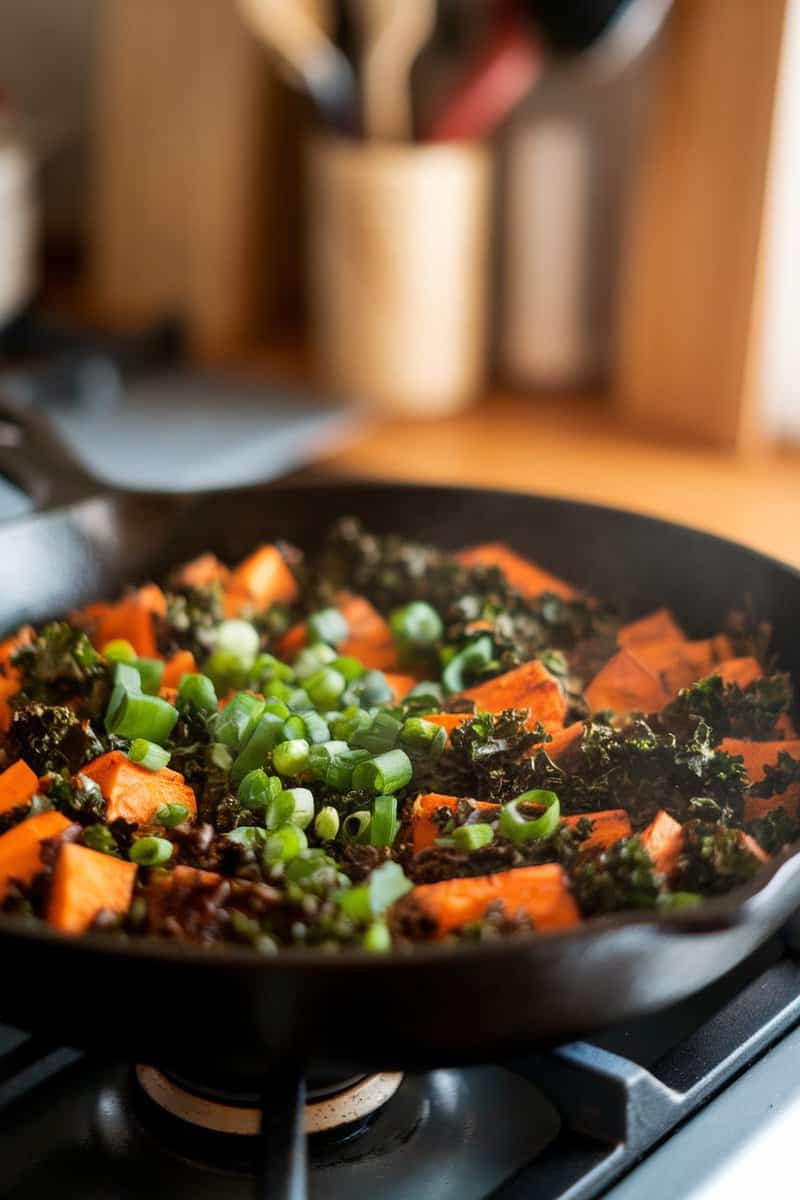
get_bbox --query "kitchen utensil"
[306,134,492,415]
[237,0,359,133]
[1,395,800,1091]
[425,8,543,142]
[348,0,437,139]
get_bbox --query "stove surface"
[1,933,800,1199]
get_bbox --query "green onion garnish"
[264,823,307,865]
[305,667,346,711]
[280,786,314,829]
[212,691,266,750]
[272,738,310,778]
[264,678,293,704]
[351,749,413,795]
[363,921,392,952]
[155,801,190,827]
[370,795,400,847]
[230,711,285,787]
[293,643,337,681]
[331,655,365,682]
[248,652,295,689]
[237,768,278,811]
[390,601,442,651]
[226,826,268,849]
[204,649,248,694]
[104,661,142,732]
[341,811,372,844]
[308,740,350,781]
[339,860,411,921]
[264,696,291,720]
[282,714,306,741]
[314,805,340,841]
[287,687,313,712]
[129,836,173,866]
[442,634,494,694]
[214,618,260,666]
[107,691,178,744]
[266,786,296,829]
[300,709,330,745]
[350,709,404,755]
[452,823,494,851]
[499,790,560,844]
[128,738,171,772]
[324,748,370,792]
[353,669,393,708]
[400,717,447,761]
[102,639,136,663]
[178,672,217,713]
[133,657,164,696]
[307,607,349,648]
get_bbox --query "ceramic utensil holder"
[306,136,492,417]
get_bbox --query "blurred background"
[0,0,798,562]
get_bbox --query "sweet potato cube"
[82,750,197,825]
[47,842,136,933]
[0,811,71,900]
[455,542,575,600]
[0,760,39,815]
[585,650,671,714]
[460,660,567,732]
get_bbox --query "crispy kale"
[11,622,108,716]
[746,806,800,855]
[529,719,748,828]
[10,703,104,775]
[674,820,763,894]
[572,836,661,915]
[159,584,225,658]
[44,771,106,824]
[750,751,800,799]
[662,672,795,743]
[434,709,545,803]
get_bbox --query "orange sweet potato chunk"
[455,543,575,600]
[585,650,671,715]
[47,842,136,933]
[715,658,763,688]
[564,809,632,852]
[718,739,800,784]
[0,811,71,900]
[226,545,298,614]
[410,864,580,937]
[617,609,686,650]
[410,792,499,854]
[161,650,196,689]
[641,810,683,878]
[82,751,197,825]
[0,760,39,816]
[459,660,567,732]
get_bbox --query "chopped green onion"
[300,709,330,745]
[352,749,413,795]
[264,696,291,720]
[658,891,702,910]
[213,692,266,750]
[325,747,371,791]
[248,652,294,689]
[314,805,340,841]
[499,790,560,845]
[155,801,190,827]
[406,680,444,705]
[230,712,285,787]
[307,607,349,647]
[293,643,337,681]
[104,661,142,731]
[353,669,393,708]
[266,786,296,829]
[178,672,218,713]
[340,860,412,920]
[264,678,293,703]
[342,811,372,844]
[308,740,350,781]
[209,741,233,771]
[133,657,164,696]
[272,738,310,778]
[363,920,392,952]
[215,618,260,666]
[226,826,268,849]
[306,667,346,711]
[442,634,494,695]
[330,706,372,742]
[103,639,136,663]
[204,649,248,694]
[331,655,365,682]
[280,786,314,829]
[390,601,443,651]
[107,691,178,744]
[264,823,307,864]
[129,836,173,866]
[282,714,307,741]
[237,768,278,811]
[350,709,403,755]
[287,687,313,712]
[400,717,447,761]
[452,823,494,851]
[370,795,399,847]
[128,738,171,772]
[82,824,119,856]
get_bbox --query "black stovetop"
[2,932,800,1200]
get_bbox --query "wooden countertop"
[318,386,800,569]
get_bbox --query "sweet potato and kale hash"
[0,518,797,951]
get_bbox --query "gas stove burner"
[135,1065,404,1138]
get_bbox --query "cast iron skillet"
[1,399,800,1085]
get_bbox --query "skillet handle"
[0,395,101,511]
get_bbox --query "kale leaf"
[674,820,763,894]
[662,672,794,743]
[528,719,747,828]
[571,836,661,915]
[746,806,800,855]
[434,709,545,803]
[11,703,104,775]
[750,752,800,799]
[12,622,108,716]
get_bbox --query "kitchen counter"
[318,386,800,569]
